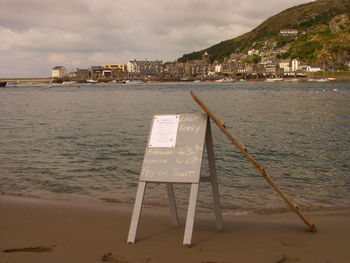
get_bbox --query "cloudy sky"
[0,0,313,77]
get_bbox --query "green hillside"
[177,0,350,68]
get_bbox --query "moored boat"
[265,78,284,82]
[316,78,328,82]
[284,78,299,82]
[216,78,235,83]
[62,80,77,85]
[0,81,7,87]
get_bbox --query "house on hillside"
[306,66,322,72]
[228,53,247,63]
[260,56,275,65]
[291,59,300,71]
[279,60,291,72]
[248,49,260,56]
[265,63,279,74]
[280,29,298,37]
[51,66,67,78]
[202,51,211,64]
[214,64,222,73]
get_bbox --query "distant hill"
[177,0,350,68]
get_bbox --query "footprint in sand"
[102,252,131,263]
[276,253,300,263]
[278,237,309,249]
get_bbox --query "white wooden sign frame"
[127,114,223,246]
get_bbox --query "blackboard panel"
[140,113,207,183]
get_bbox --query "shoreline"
[1,75,350,84]
[1,194,350,263]
[2,191,349,217]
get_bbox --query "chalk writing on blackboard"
[173,168,195,177]
[140,113,207,183]
[146,149,173,156]
[179,124,201,134]
[149,115,180,148]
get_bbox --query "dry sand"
[1,195,349,263]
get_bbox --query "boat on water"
[284,78,299,82]
[216,78,235,83]
[87,79,98,83]
[119,79,142,84]
[265,78,284,82]
[315,78,328,82]
[0,81,7,87]
[62,81,77,85]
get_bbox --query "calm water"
[0,82,349,213]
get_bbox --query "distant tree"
[252,54,262,64]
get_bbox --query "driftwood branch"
[190,91,316,233]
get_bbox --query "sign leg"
[183,183,199,247]
[166,184,179,226]
[127,182,147,244]
[206,120,224,230]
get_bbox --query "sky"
[0,0,314,78]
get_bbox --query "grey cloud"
[0,0,312,77]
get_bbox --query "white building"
[52,66,67,78]
[279,60,291,72]
[280,29,298,36]
[215,64,222,73]
[207,71,215,76]
[127,61,136,73]
[248,49,260,56]
[306,66,322,72]
[127,59,163,75]
[291,59,299,72]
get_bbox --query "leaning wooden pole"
[190,91,316,233]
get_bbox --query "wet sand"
[1,195,349,263]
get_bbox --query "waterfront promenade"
[0,78,52,83]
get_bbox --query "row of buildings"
[52,60,164,81]
[52,54,344,82]
[52,55,325,81]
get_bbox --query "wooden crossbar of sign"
[190,91,316,233]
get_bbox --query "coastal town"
[46,28,350,83]
[51,53,344,83]
[2,26,350,85]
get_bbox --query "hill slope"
[177,0,350,68]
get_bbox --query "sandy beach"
[1,195,349,263]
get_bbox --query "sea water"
[0,82,349,213]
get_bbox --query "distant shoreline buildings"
[52,55,339,82]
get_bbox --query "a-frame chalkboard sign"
[127,113,223,246]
